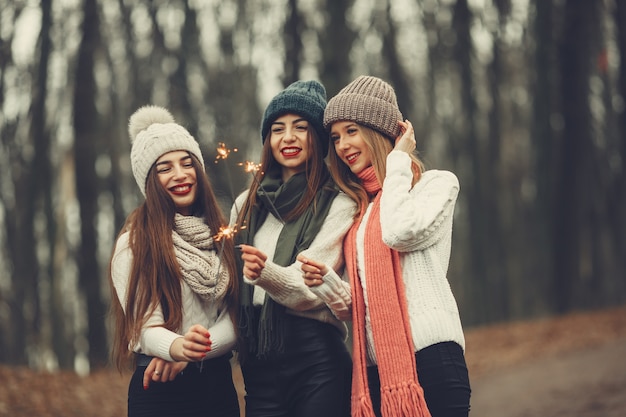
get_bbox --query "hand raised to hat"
[394,120,416,154]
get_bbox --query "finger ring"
[154,371,160,375]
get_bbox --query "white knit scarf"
[172,214,229,301]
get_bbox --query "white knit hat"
[128,105,205,196]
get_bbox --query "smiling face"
[155,150,197,215]
[329,121,373,175]
[269,113,311,182]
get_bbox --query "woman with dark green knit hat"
[230,80,356,417]
[299,76,471,417]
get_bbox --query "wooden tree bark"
[73,0,108,368]
[33,0,77,369]
[529,0,557,316]
[554,0,599,312]
[319,0,355,96]
[611,0,626,302]
[380,0,412,116]
[204,0,259,204]
[453,0,490,324]
[0,3,39,365]
[283,0,302,85]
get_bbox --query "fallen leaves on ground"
[0,305,624,417]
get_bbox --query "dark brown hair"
[109,153,238,371]
[235,120,331,228]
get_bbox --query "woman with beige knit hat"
[299,76,471,417]
[108,106,240,416]
[230,80,357,417]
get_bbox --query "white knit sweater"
[311,151,466,363]
[111,232,236,362]
[230,189,357,336]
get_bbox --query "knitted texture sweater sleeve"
[231,190,357,312]
[380,151,459,252]
[376,150,466,352]
[308,268,352,321]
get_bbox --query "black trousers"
[367,342,471,417]
[128,354,239,417]
[241,315,352,417]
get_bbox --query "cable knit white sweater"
[111,232,236,362]
[311,151,466,363]
[230,189,357,337]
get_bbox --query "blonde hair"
[327,124,424,211]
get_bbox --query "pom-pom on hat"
[128,105,205,196]
[260,80,328,155]
[323,75,403,140]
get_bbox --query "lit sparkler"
[214,142,238,162]
[212,223,246,281]
[238,160,284,224]
[213,142,239,202]
[213,225,242,242]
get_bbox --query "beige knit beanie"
[128,105,205,196]
[323,75,403,140]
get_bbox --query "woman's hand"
[239,244,268,280]
[297,254,328,287]
[394,120,416,154]
[169,324,212,362]
[143,357,188,390]
[182,324,212,360]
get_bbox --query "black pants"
[242,315,352,417]
[128,354,239,417]
[367,342,471,417]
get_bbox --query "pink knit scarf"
[344,166,431,417]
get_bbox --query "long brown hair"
[327,124,424,211]
[109,153,238,371]
[235,119,331,228]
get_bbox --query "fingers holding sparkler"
[238,244,267,280]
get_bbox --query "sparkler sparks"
[213,142,284,224]
[213,224,245,242]
[240,160,262,174]
[239,160,284,224]
[212,223,246,288]
[214,142,238,163]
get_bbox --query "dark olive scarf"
[236,169,338,360]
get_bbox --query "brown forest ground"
[1,305,625,417]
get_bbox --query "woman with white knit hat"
[299,76,471,417]
[231,80,357,417]
[109,106,240,416]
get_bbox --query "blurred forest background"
[0,0,624,375]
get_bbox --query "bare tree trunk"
[319,0,355,96]
[283,0,302,85]
[453,0,490,323]
[611,0,626,303]
[554,0,598,312]
[529,0,557,316]
[73,0,108,369]
[484,0,509,319]
[33,0,77,369]
[379,1,411,116]
[202,0,258,205]
[0,3,39,365]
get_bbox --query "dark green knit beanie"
[260,80,328,155]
